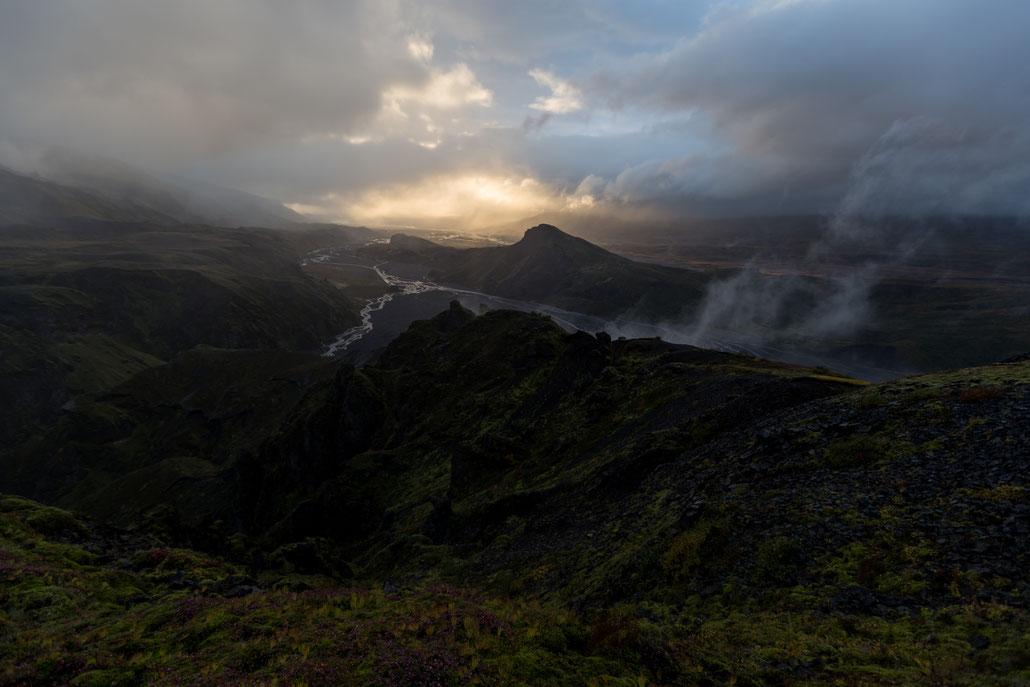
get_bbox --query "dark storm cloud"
[586,0,1030,215]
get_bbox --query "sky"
[1,0,1029,229]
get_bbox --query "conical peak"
[521,224,567,242]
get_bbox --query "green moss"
[3,490,1029,687]
[662,517,729,581]
[8,586,79,620]
[68,667,145,686]
[959,485,1027,501]
[822,434,888,469]
[851,391,888,409]
[752,536,803,586]
[808,373,870,386]
[900,387,943,404]
[19,503,91,538]
[0,494,41,513]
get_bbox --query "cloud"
[584,0,1030,215]
[522,113,552,134]
[405,1,703,65]
[0,1,433,165]
[407,35,436,62]
[0,0,510,215]
[528,69,583,114]
[2,0,1028,224]
[0,1,499,167]
[385,63,493,112]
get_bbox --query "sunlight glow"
[290,172,572,228]
[348,173,554,225]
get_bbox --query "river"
[303,245,900,380]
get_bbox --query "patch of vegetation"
[899,387,944,404]
[52,333,163,394]
[808,373,870,386]
[959,385,1005,403]
[662,517,731,582]
[958,485,1027,501]
[821,435,888,468]
[752,536,803,586]
[851,390,888,409]
[1,496,761,686]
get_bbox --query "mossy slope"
[3,302,1030,685]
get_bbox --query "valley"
[1,165,1028,687]
[328,222,1030,379]
[303,242,896,380]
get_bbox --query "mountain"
[432,224,637,296]
[2,301,1028,685]
[152,174,309,228]
[369,232,461,264]
[362,224,710,318]
[0,167,179,225]
[365,222,1030,376]
[0,147,305,228]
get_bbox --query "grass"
[0,496,736,686]
[8,494,1025,687]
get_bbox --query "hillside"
[0,168,174,225]
[0,149,306,228]
[2,303,1029,685]
[0,221,372,452]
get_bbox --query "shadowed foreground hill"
[3,303,1029,685]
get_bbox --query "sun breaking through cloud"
[289,172,567,229]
